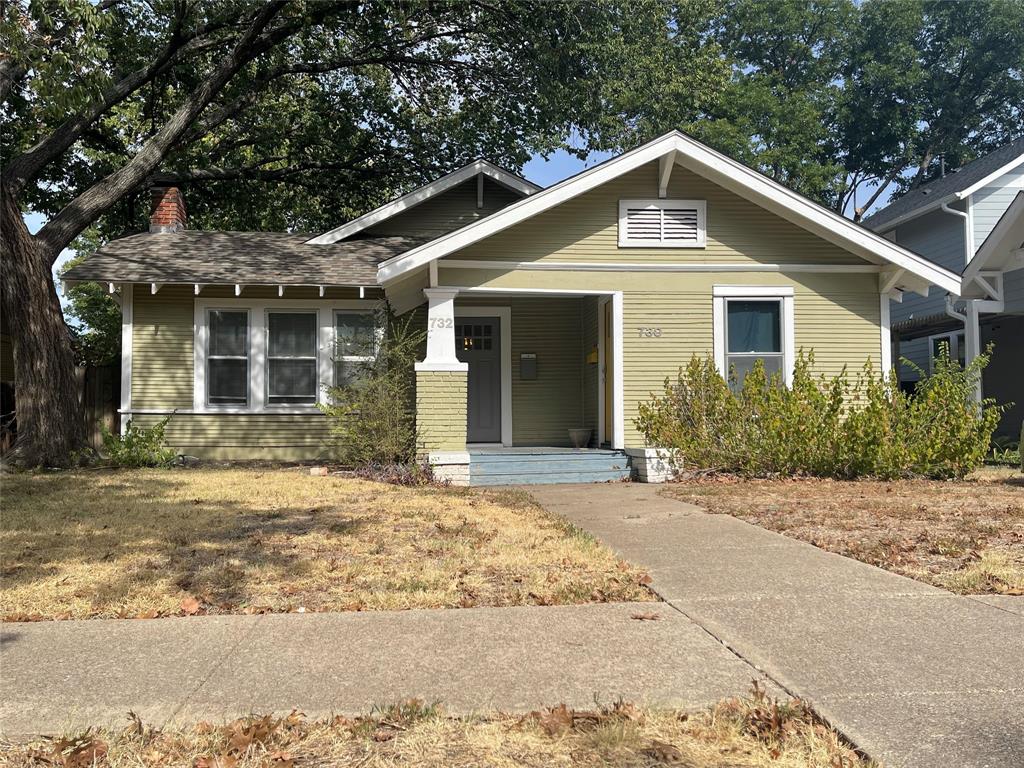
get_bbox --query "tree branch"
[35,1,323,262]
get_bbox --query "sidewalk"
[529,483,1024,768]
[0,601,773,739]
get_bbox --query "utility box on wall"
[520,353,537,380]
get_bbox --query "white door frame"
[597,293,625,449]
[455,305,512,447]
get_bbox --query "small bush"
[320,309,425,468]
[100,418,177,468]
[636,346,1005,480]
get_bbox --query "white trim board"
[308,160,540,245]
[455,306,513,447]
[439,260,881,273]
[376,131,961,295]
[119,284,134,435]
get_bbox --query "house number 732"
[429,318,454,328]
[638,327,662,337]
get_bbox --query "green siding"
[445,162,865,266]
[132,286,193,409]
[364,177,521,239]
[416,370,467,452]
[132,413,335,460]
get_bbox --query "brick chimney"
[149,187,186,233]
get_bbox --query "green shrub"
[100,417,177,468]
[636,346,1005,480]
[320,309,426,468]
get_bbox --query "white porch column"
[418,287,467,370]
[964,300,983,402]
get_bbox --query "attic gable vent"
[618,199,706,247]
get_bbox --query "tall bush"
[636,346,1005,480]
[319,309,425,467]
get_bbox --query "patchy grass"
[664,469,1024,595]
[0,688,873,768]
[0,468,654,621]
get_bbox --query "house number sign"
[637,327,663,337]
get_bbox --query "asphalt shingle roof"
[863,136,1024,231]
[62,231,424,287]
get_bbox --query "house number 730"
[638,327,662,337]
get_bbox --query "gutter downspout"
[940,202,982,402]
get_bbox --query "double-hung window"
[266,311,318,405]
[713,287,794,387]
[334,311,377,386]
[207,310,249,406]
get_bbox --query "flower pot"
[568,428,592,450]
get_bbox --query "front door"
[456,317,502,443]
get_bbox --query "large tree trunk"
[1,186,86,466]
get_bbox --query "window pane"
[269,312,316,357]
[727,301,781,353]
[335,312,375,357]
[268,359,317,403]
[334,359,365,388]
[728,354,783,386]
[209,359,247,404]
[209,311,247,357]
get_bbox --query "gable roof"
[961,191,1024,298]
[863,136,1024,232]
[307,159,540,245]
[376,131,962,295]
[62,231,423,287]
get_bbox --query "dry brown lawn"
[0,468,654,621]
[664,468,1024,595]
[0,690,873,768]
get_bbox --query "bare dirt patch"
[0,689,873,768]
[664,470,1024,595]
[0,468,654,621]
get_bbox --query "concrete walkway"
[529,483,1024,768]
[0,601,774,739]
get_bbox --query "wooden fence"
[78,364,120,449]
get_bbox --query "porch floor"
[467,446,631,486]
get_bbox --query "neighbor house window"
[618,199,706,247]
[713,286,794,387]
[266,311,318,405]
[207,309,249,406]
[334,311,377,385]
[929,331,966,372]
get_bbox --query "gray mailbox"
[520,353,537,380]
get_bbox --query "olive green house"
[64,131,961,484]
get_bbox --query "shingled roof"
[864,136,1024,231]
[62,230,425,287]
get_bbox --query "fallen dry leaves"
[1,688,875,768]
[665,472,1024,595]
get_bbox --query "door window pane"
[267,311,317,405]
[207,310,248,405]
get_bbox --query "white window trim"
[206,307,251,408]
[265,308,319,406]
[712,286,795,386]
[618,199,707,248]
[193,298,379,414]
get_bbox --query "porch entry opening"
[456,317,501,443]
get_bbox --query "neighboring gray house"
[864,138,1024,436]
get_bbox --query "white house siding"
[887,205,966,381]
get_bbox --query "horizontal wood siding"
[365,177,520,239]
[132,413,335,460]
[132,286,193,409]
[444,162,865,265]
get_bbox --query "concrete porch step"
[467,448,631,486]
[470,469,631,486]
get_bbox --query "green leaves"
[636,348,1006,480]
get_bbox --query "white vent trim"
[618,199,707,248]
